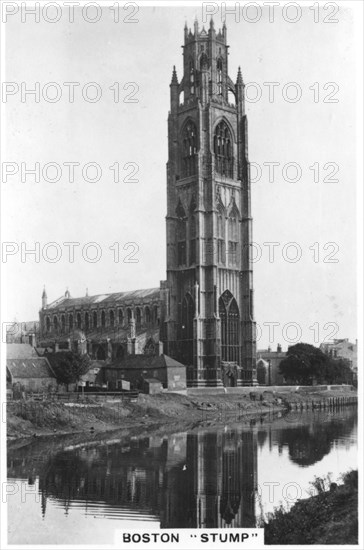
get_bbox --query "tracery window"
[200,52,208,70]
[182,121,197,178]
[219,290,240,363]
[189,215,196,265]
[85,312,90,331]
[218,213,226,264]
[214,120,233,178]
[189,60,195,95]
[180,293,194,365]
[110,310,115,327]
[53,316,58,331]
[145,306,151,324]
[93,311,98,329]
[228,216,238,266]
[69,314,73,330]
[77,313,82,329]
[217,58,223,95]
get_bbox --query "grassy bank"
[7,391,282,441]
[264,470,358,545]
[7,386,356,442]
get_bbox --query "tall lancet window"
[214,120,233,178]
[176,199,187,266]
[228,216,239,266]
[182,121,197,177]
[217,58,223,95]
[189,60,195,95]
[219,290,240,363]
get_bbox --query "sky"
[1,2,359,350]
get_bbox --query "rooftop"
[7,343,38,360]
[45,288,160,311]
[7,357,56,379]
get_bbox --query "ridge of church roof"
[46,287,160,310]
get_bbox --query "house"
[7,356,57,393]
[256,344,286,385]
[101,354,187,392]
[320,339,358,374]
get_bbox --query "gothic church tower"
[163,19,257,386]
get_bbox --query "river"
[7,407,357,545]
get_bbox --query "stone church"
[39,19,257,387]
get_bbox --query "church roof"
[104,354,185,370]
[7,357,56,379]
[7,343,38,360]
[45,288,160,311]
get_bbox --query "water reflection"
[7,408,357,535]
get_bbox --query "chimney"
[158,341,164,356]
[29,333,36,348]
[277,343,282,353]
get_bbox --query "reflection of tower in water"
[161,427,258,528]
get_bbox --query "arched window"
[189,215,196,265]
[176,201,187,266]
[118,309,123,325]
[144,338,155,356]
[217,58,223,95]
[101,310,106,327]
[69,314,73,330]
[153,305,158,324]
[219,290,240,363]
[53,316,58,331]
[180,293,194,364]
[189,60,195,95]
[214,120,233,178]
[145,306,151,324]
[110,310,115,327]
[77,313,82,329]
[93,311,98,329]
[200,52,208,70]
[136,307,141,327]
[46,316,51,332]
[61,315,66,333]
[127,308,132,323]
[181,121,197,178]
[228,216,238,266]
[218,214,226,264]
[85,312,89,331]
[96,345,105,360]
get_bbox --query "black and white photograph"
[1,1,362,548]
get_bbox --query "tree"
[279,343,355,385]
[325,357,354,385]
[47,351,91,389]
[278,343,330,385]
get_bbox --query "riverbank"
[6,386,356,443]
[264,470,358,545]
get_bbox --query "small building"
[256,344,286,385]
[101,354,186,392]
[320,339,358,374]
[142,378,163,395]
[7,357,57,393]
[7,343,57,394]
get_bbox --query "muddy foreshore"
[7,387,357,448]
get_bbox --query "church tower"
[164,19,257,386]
